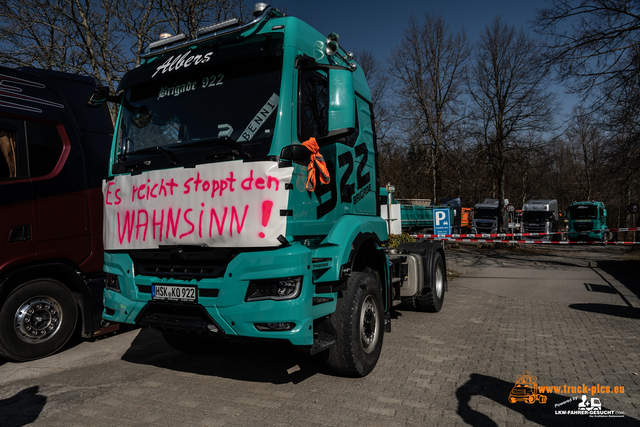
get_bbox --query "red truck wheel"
[0,279,77,362]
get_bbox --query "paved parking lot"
[1,244,638,426]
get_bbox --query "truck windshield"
[117,35,283,162]
[474,208,498,219]
[523,211,550,223]
[570,205,598,219]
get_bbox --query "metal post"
[387,192,392,236]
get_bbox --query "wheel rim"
[14,296,63,344]
[434,263,444,299]
[360,294,379,354]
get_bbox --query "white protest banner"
[103,161,292,250]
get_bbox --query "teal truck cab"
[567,201,608,241]
[99,3,446,376]
[379,188,454,234]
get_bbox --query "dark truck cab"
[0,66,113,361]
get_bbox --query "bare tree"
[116,0,165,67]
[467,17,559,231]
[0,0,127,81]
[0,0,247,79]
[388,13,470,203]
[534,1,640,228]
[159,0,246,39]
[534,0,640,107]
[564,107,606,200]
[357,50,392,144]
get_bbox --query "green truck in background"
[96,3,446,377]
[379,187,455,234]
[566,201,609,241]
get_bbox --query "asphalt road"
[0,243,638,426]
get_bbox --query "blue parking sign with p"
[434,208,451,236]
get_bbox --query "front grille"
[129,246,239,280]
[575,222,594,231]
[137,301,224,335]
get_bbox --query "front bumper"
[102,244,335,346]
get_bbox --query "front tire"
[0,279,78,362]
[325,271,384,377]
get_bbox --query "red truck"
[0,66,114,361]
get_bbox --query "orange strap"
[301,138,330,191]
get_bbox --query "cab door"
[0,118,35,272]
[28,121,91,265]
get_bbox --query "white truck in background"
[521,199,559,241]
[471,198,509,234]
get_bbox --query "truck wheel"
[415,251,445,312]
[0,279,77,362]
[325,271,384,377]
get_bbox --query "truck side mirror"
[279,144,312,166]
[86,86,121,107]
[327,68,355,136]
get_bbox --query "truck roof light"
[196,18,241,38]
[141,4,284,58]
[253,2,268,16]
[148,33,186,52]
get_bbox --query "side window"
[299,70,329,141]
[0,127,18,179]
[26,121,63,178]
[0,118,28,181]
[298,70,360,145]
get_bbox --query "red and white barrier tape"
[412,227,639,240]
[422,238,639,245]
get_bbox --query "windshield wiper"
[119,146,177,166]
[177,136,251,159]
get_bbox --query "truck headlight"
[245,276,302,301]
[105,273,121,293]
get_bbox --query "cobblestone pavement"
[0,244,638,426]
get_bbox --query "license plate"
[152,284,197,302]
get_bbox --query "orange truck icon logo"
[509,372,548,404]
